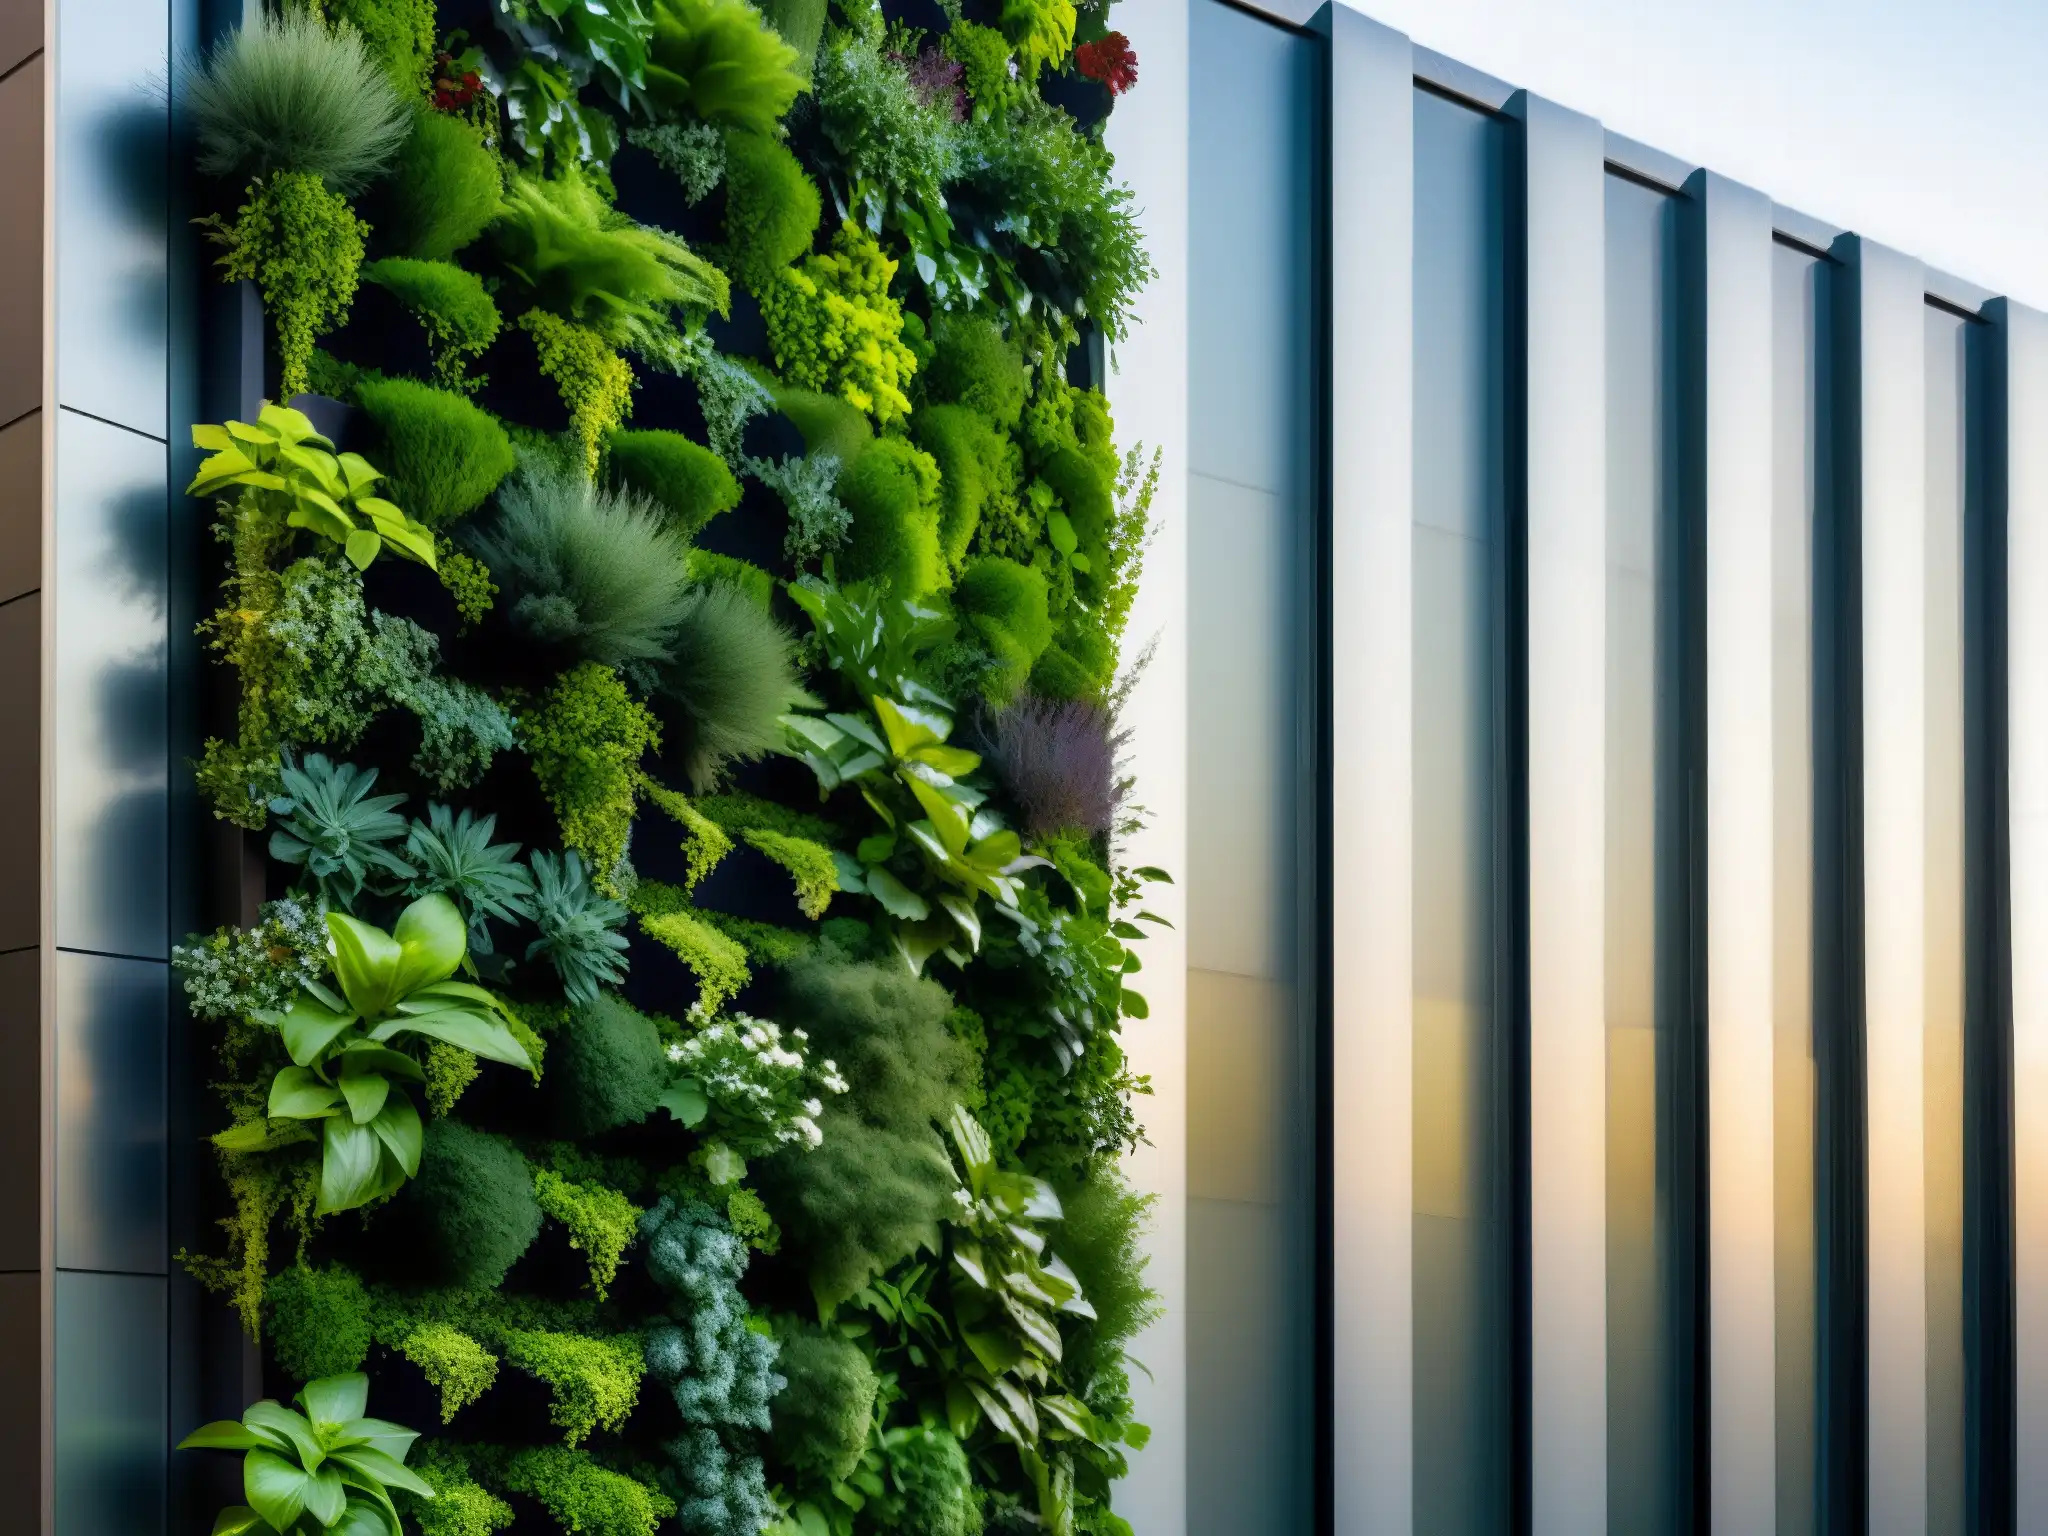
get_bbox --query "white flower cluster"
[669,1015,848,1156]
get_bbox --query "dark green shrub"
[399,1119,544,1289]
[607,430,741,538]
[653,585,803,791]
[354,378,518,528]
[912,404,1008,575]
[757,957,981,1309]
[469,459,696,674]
[266,1265,373,1382]
[362,258,502,393]
[770,1329,877,1485]
[187,9,410,195]
[723,130,822,292]
[838,438,943,595]
[371,109,504,262]
[883,1425,983,1535]
[952,556,1051,705]
[756,0,827,70]
[922,315,1026,430]
[551,994,669,1136]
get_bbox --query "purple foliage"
[894,46,967,122]
[983,695,1129,839]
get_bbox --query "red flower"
[432,52,485,112]
[1074,32,1138,96]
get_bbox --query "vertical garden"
[164,0,1163,1529]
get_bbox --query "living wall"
[170,1,1162,1534]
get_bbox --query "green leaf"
[244,1448,312,1534]
[318,1119,389,1215]
[300,1374,371,1433]
[344,529,382,570]
[328,1444,435,1498]
[658,1081,709,1126]
[368,1093,423,1179]
[338,1072,390,1125]
[369,1008,533,1069]
[278,992,359,1070]
[303,1464,348,1528]
[329,1498,399,1536]
[865,867,930,922]
[1047,510,1078,555]
[1133,866,1173,883]
[208,1506,272,1536]
[854,832,897,864]
[831,850,868,893]
[267,1066,344,1121]
[961,1325,1025,1378]
[327,914,404,1018]
[178,1420,264,1452]
[244,1402,324,1471]
[333,1044,426,1083]
[329,1417,418,1463]
[391,894,468,994]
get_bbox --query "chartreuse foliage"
[179,1372,433,1536]
[189,404,437,572]
[184,0,1161,1528]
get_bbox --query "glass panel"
[1412,85,1510,1534]
[1922,303,1978,1536]
[1604,171,1692,1534]
[1771,240,1829,1536]
[1185,6,1317,1532]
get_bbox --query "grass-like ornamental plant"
[981,692,1125,838]
[353,378,517,527]
[361,261,504,395]
[187,8,410,195]
[645,0,807,135]
[652,583,805,791]
[178,1372,433,1536]
[234,893,536,1215]
[189,403,438,572]
[469,457,695,673]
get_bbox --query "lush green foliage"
[370,110,504,262]
[722,129,824,293]
[758,224,919,426]
[188,9,410,195]
[471,458,695,674]
[651,581,804,791]
[399,1118,544,1287]
[362,261,505,394]
[354,377,517,524]
[187,0,1161,1526]
[606,428,740,536]
[645,0,807,135]
[179,1372,434,1536]
[492,170,730,356]
[206,174,370,401]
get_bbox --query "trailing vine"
[175,0,1163,1533]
